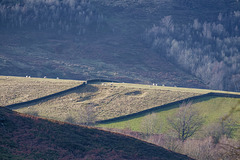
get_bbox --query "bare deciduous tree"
[77,104,96,125]
[141,113,160,136]
[84,104,96,126]
[167,102,204,142]
[221,100,240,158]
[204,117,237,144]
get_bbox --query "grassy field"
[2,76,239,138]
[97,96,240,139]
[0,76,82,106]
[15,82,203,123]
[112,82,240,95]
[0,107,191,160]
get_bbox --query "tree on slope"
[141,113,160,136]
[167,102,204,142]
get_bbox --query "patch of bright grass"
[97,96,240,138]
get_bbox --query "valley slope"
[0,0,220,89]
[0,107,192,160]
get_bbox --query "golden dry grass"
[16,82,202,123]
[113,82,240,95]
[3,76,239,125]
[0,76,82,106]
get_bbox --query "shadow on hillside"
[74,84,99,94]
[65,116,75,124]
[8,84,99,110]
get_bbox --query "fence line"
[86,79,118,84]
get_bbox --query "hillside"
[0,76,82,106]
[1,76,240,159]
[1,0,239,91]
[1,0,226,90]
[2,76,239,124]
[0,107,192,160]
[98,95,240,138]
[13,81,204,123]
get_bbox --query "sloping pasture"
[0,76,82,106]
[97,95,240,138]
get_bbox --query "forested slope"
[0,0,239,91]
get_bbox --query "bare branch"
[167,102,204,142]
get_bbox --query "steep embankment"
[0,107,192,160]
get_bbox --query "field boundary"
[96,92,240,124]
[5,82,86,109]
[5,79,116,110]
[86,79,118,84]
[4,79,240,121]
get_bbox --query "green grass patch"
[97,96,240,138]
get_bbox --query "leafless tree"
[204,117,238,144]
[77,104,96,125]
[141,113,160,136]
[167,102,204,142]
[84,104,96,126]
[220,100,240,159]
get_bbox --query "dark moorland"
[0,107,192,160]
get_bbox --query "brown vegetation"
[102,127,240,160]
[100,100,240,160]
[16,83,202,123]
[0,107,192,160]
